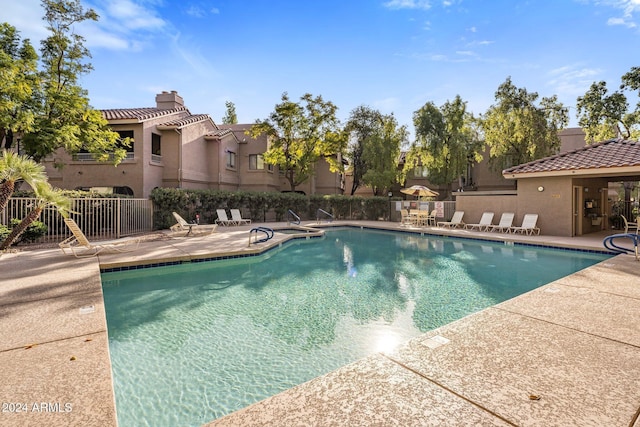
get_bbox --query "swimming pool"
[101,228,610,426]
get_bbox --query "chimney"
[155,90,184,110]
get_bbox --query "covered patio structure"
[456,139,640,237]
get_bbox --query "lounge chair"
[426,209,437,227]
[437,211,465,229]
[215,209,236,226]
[488,213,514,233]
[621,215,638,234]
[510,214,541,235]
[230,209,251,225]
[172,212,218,236]
[464,212,494,231]
[59,218,141,257]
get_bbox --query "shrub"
[5,219,48,245]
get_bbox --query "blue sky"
[4,0,640,132]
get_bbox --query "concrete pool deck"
[1,221,639,426]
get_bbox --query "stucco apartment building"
[42,91,345,198]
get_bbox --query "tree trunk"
[0,180,16,213]
[0,207,42,250]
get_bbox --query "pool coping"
[1,221,639,427]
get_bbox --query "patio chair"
[215,209,236,226]
[621,215,638,234]
[437,211,465,229]
[59,218,141,257]
[230,209,251,225]
[426,209,437,227]
[171,212,218,236]
[464,212,494,231]
[487,213,515,233]
[400,209,413,226]
[510,214,541,235]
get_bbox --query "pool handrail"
[316,208,334,223]
[602,233,639,259]
[248,227,275,245]
[287,210,300,225]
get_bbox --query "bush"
[149,188,393,228]
[5,219,48,245]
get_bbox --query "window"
[151,133,161,162]
[116,130,134,159]
[413,166,428,178]
[226,151,236,169]
[75,130,134,161]
[249,154,273,171]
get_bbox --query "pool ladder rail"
[602,233,640,260]
[316,208,334,223]
[248,226,275,246]
[287,210,301,225]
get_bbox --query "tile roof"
[158,114,212,128]
[205,129,234,138]
[101,106,189,121]
[503,139,640,176]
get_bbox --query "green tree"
[575,68,640,142]
[19,0,127,163]
[482,77,568,172]
[0,23,40,149]
[361,113,406,196]
[222,101,238,124]
[250,93,346,192]
[404,95,483,194]
[0,150,48,213]
[0,181,71,249]
[344,105,384,195]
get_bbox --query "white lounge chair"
[172,212,218,236]
[437,211,465,229]
[488,213,515,233]
[215,209,236,226]
[230,209,251,225]
[510,214,541,235]
[621,215,638,234]
[59,218,141,257]
[464,212,494,231]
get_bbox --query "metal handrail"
[316,208,334,223]
[248,227,274,246]
[287,210,300,225]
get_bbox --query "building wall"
[454,192,518,225]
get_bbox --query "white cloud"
[547,65,603,97]
[105,0,166,31]
[383,0,432,10]
[594,0,640,27]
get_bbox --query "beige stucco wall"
[454,192,518,225]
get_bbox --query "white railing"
[1,198,153,243]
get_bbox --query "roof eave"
[504,165,640,179]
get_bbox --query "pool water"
[101,228,610,426]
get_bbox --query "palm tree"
[0,182,71,250]
[0,150,48,213]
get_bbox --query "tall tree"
[249,93,346,192]
[482,77,568,171]
[20,0,126,163]
[222,101,238,124]
[576,68,640,143]
[0,23,40,149]
[361,113,406,196]
[344,105,384,195]
[404,95,483,194]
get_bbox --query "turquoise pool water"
[101,228,610,426]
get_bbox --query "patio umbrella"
[400,185,439,199]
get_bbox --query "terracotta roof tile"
[158,114,212,128]
[503,139,640,175]
[206,129,234,138]
[101,106,189,121]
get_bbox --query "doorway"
[573,186,583,236]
